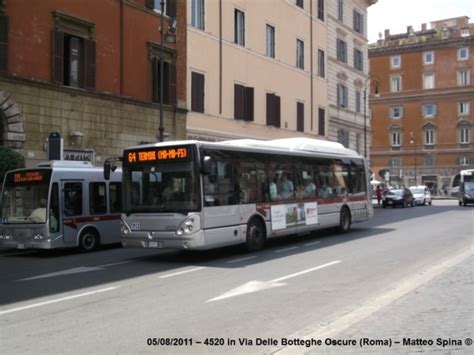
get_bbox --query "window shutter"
[52,30,64,84]
[297,102,304,132]
[244,87,254,121]
[266,93,275,126]
[400,107,404,118]
[191,72,204,113]
[234,84,244,120]
[151,57,159,102]
[274,95,281,128]
[145,0,155,9]
[166,0,177,18]
[84,39,96,90]
[0,15,8,72]
[433,105,437,116]
[318,108,325,136]
[169,62,176,106]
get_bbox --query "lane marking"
[272,260,341,283]
[0,287,118,316]
[208,260,341,302]
[16,266,104,281]
[304,241,322,246]
[226,256,257,264]
[275,246,299,253]
[274,248,473,354]
[99,260,134,268]
[159,267,206,279]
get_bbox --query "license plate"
[17,244,25,249]
[149,241,163,248]
[387,201,393,204]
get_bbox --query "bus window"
[109,182,122,213]
[204,160,235,206]
[50,183,60,233]
[64,182,83,217]
[90,182,107,215]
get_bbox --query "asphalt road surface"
[1,200,472,354]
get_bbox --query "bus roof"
[126,138,362,159]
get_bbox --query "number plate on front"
[130,222,140,230]
[149,241,163,248]
[17,244,25,249]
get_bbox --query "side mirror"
[201,156,214,175]
[103,157,122,180]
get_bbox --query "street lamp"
[158,0,165,142]
[157,1,177,142]
[410,131,417,185]
[363,76,380,158]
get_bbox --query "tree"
[0,146,25,183]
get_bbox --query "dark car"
[459,181,474,206]
[382,188,414,208]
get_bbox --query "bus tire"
[246,219,266,252]
[338,207,351,233]
[79,229,100,252]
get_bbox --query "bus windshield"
[123,162,200,214]
[1,169,52,224]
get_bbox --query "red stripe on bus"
[63,214,121,230]
[256,195,368,208]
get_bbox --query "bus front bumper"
[122,230,206,250]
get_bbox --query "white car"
[409,185,432,206]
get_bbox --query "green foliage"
[0,146,25,183]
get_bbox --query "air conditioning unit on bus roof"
[221,137,356,156]
[37,161,95,168]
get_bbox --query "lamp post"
[158,0,165,142]
[410,131,417,185]
[363,76,380,158]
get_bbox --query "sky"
[367,0,474,43]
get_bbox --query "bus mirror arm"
[104,156,122,180]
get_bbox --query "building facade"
[0,0,186,167]
[327,0,377,156]
[370,17,474,193]
[185,0,328,141]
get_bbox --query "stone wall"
[0,77,187,167]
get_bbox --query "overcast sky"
[367,0,474,43]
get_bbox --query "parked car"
[459,181,474,206]
[409,185,432,206]
[382,188,414,208]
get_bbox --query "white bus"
[105,138,373,252]
[0,161,122,251]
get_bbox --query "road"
[0,200,472,354]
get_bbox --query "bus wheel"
[338,207,351,233]
[246,219,265,252]
[79,229,99,252]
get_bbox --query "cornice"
[369,36,474,57]
[371,87,474,104]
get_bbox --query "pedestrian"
[375,185,382,205]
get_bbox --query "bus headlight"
[176,215,200,237]
[0,233,4,240]
[4,233,11,240]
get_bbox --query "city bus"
[105,138,373,252]
[0,160,122,251]
[458,169,474,206]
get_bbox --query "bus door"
[62,181,84,244]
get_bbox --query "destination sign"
[6,170,52,185]
[126,147,190,164]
